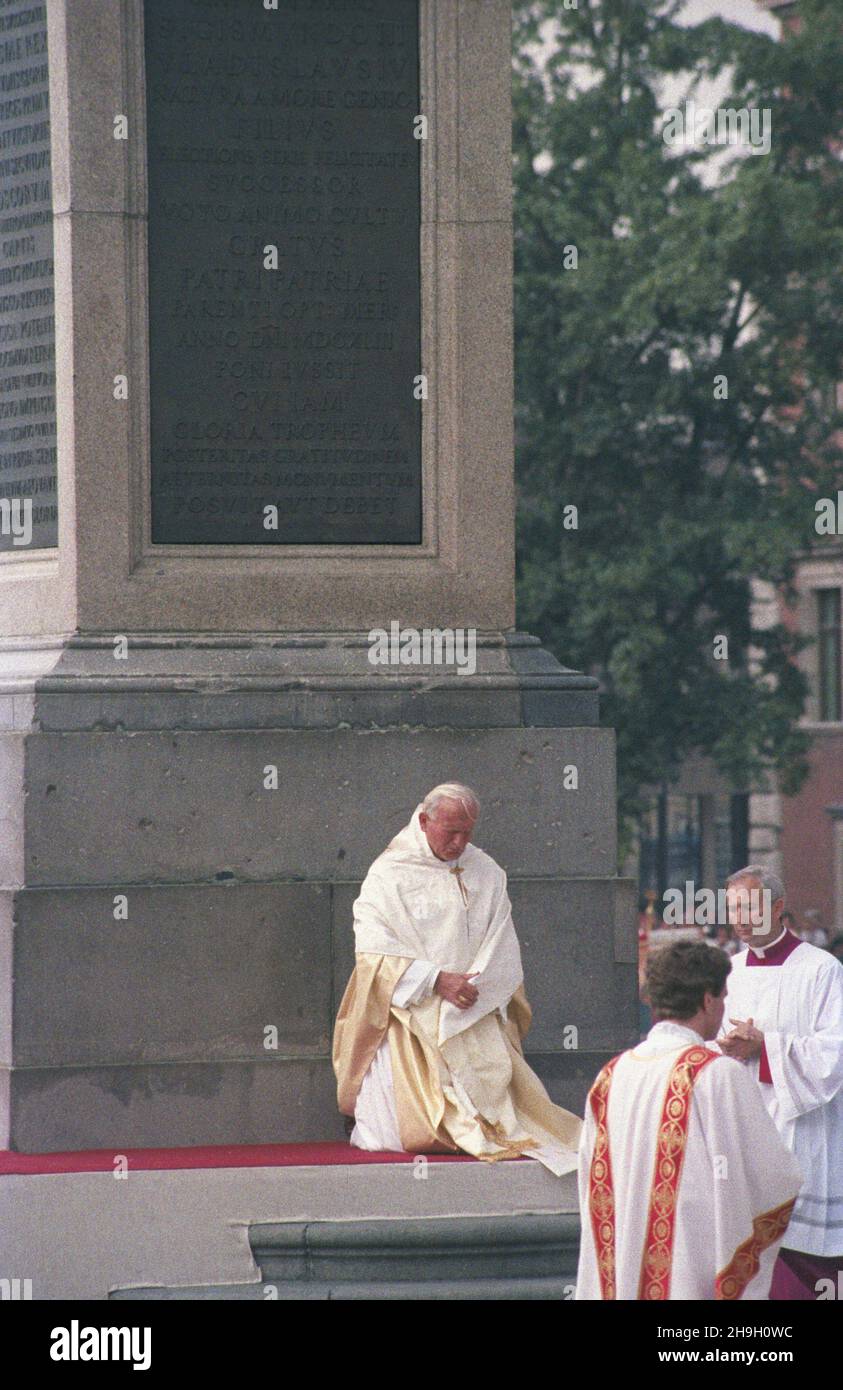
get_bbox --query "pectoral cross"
[450,864,469,907]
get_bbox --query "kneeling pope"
[332,782,582,1174]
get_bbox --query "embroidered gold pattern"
[637,1045,719,1300]
[715,1199,796,1300]
[587,1055,622,1300]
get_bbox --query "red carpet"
[0,1141,483,1176]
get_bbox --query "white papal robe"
[720,933,843,1258]
[332,806,582,1175]
[576,1022,803,1300]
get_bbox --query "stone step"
[253,1213,580,1283]
[110,1213,582,1300]
[111,1276,573,1301]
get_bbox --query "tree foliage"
[513,0,843,840]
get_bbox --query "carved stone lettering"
[145,0,422,545]
[0,0,57,551]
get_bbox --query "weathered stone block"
[13,883,331,1066]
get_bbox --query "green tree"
[513,0,843,853]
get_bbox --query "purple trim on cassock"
[745,930,802,968]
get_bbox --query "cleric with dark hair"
[576,939,801,1300]
[646,938,732,1023]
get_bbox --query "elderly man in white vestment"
[719,866,843,1300]
[576,941,802,1300]
[332,783,582,1174]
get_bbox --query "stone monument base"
[0,631,637,1151]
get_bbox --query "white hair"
[726,863,785,903]
[421,782,480,820]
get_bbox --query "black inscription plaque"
[0,0,56,551]
[145,0,422,545]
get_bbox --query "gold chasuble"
[332,807,582,1173]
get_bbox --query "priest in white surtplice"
[576,940,802,1300]
[332,783,582,1175]
[719,865,843,1300]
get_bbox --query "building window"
[715,793,749,885]
[817,589,842,723]
[638,791,702,904]
[639,790,748,912]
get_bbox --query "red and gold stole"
[715,1201,796,1300]
[638,1045,719,1299]
[587,1044,719,1300]
[586,1054,622,1300]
